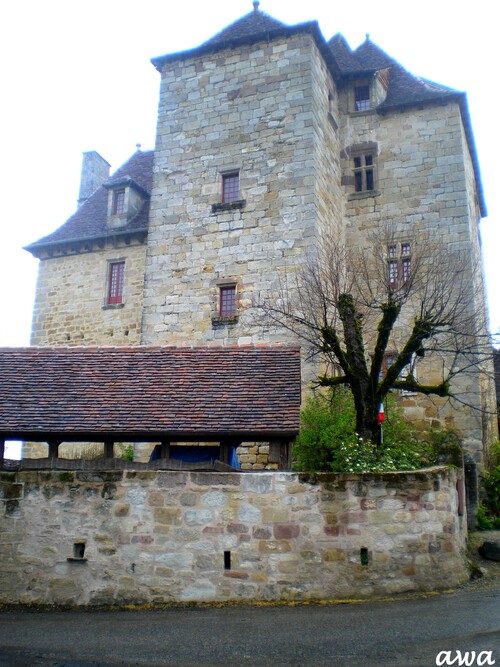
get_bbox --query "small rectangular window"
[353,154,374,192]
[401,256,411,284]
[222,172,239,204]
[388,259,398,290]
[354,85,370,111]
[108,261,125,305]
[112,189,125,215]
[387,244,411,290]
[219,285,236,317]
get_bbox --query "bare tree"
[258,227,496,451]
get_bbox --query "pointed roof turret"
[151,5,341,79]
[328,33,366,75]
[201,3,286,47]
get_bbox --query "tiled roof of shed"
[25,150,154,255]
[0,346,301,441]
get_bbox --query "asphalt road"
[0,585,499,667]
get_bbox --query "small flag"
[378,403,385,425]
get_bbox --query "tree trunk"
[353,392,381,453]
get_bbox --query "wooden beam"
[0,439,4,465]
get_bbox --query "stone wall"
[340,98,497,467]
[143,33,330,388]
[30,242,146,346]
[0,467,468,606]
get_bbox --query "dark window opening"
[73,543,85,559]
[388,259,398,290]
[387,243,411,290]
[108,261,125,305]
[224,551,231,570]
[354,85,370,111]
[360,547,369,566]
[222,172,239,204]
[219,285,237,317]
[112,189,125,215]
[353,154,374,192]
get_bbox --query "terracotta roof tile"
[0,346,301,441]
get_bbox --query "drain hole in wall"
[224,551,231,570]
[74,542,86,559]
[360,547,369,566]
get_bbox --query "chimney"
[77,151,111,207]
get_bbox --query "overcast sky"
[1,0,498,348]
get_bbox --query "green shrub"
[116,443,134,461]
[479,440,500,530]
[293,388,436,473]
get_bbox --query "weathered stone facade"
[23,7,497,468]
[31,242,146,346]
[142,33,341,392]
[0,468,468,605]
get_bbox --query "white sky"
[1,0,498,350]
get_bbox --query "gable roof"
[25,150,154,258]
[0,346,301,442]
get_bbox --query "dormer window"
[354,85,370,111]
[105,178,148,228]
[112,189,125,215]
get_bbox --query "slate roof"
[0,346,301,441]
[24,9,486,255]
[202,5,286,46]
[25,150,154,257]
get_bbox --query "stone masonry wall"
[340,98,495,467]
[142,34,328,388]
[0,467,467,606]
[31,243,146,346]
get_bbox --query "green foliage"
[116,443,134,461]
[478,440,500,530]
[293,388,436,473]
[427,429,464,467]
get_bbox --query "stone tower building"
[25,5,496,467]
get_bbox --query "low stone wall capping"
[0,467,468,605]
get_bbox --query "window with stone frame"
[219,284,237,317]
[222,172,239,204]
[112,189,126,215]
[353,153,375,192]
[387,243,411,290]
[354,84,370,111]
[107,260,125,305]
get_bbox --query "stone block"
[154,507,182,525]
[273,524,300,539]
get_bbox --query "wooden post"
[159,442,170,459]
[280,442,292,470]
[48,441,60,459]
[219,444,229,464]
[0,439,5,466]
[269,441,292,469]
[104,441,114,458]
